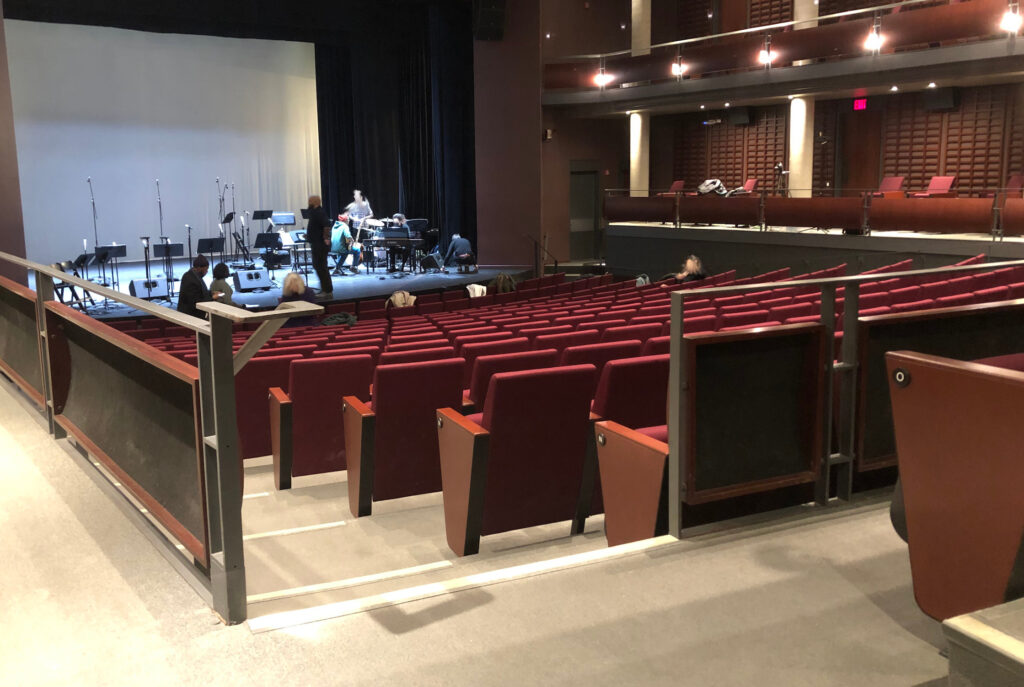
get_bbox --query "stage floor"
[39,258,518,321]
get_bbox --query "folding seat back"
[683,315,716,333]
[443,325,497,337]
[974,286,1010,303]
[453,331,514,353]
[467,348,560,407]
[936,293,975,308]
[312,345,381,364]
[416,301,444,315]
[386,339,453,353]
[475,365,597,537]
[532,329,599,353]
[641,336,671,356]
[389,331,446,345]
[559,340,643,376]
[890,299,935,314]
[522,325,574,343]
[592,354,670,429]
[769,302,814,322]
[577,319,628,334]
[857,291,891,310]
[236,355,302,459]
[600,323,663,343]
[889,285,922,304]
[379,346,456,365]
[287,355,373,476]
[323,337,383,351]
[369,358,465,501]
[458,337,531,387]
[255,344,316,358]
[718,310,770,330]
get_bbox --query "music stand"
[153,241,183,299]
[252,210,273,236]
[196,237,225,264]
[96,244,126,294]
[74,253,95,282]
[254,232,283,281]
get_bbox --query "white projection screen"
[4,20,320,265]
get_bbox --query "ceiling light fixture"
[1001,3,1023,32]
[927,82,937,88]
[890,85,899,92]
[671,59,688,77]
[593,69,614,88]
[724,102,731,108]
[864,14,885,52]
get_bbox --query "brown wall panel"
[541,0,629,60]
[749,0,792,27]
[0,3,28,283]
[475,0,542,267]
[812,100,839,196]
[881,92,943,194]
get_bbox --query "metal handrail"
[550,0,950,62]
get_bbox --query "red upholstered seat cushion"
[371,358,465,500]
[477,365,597,535]
[973,353,1024,372]
[290,355,373,476]
[592,354,670,429]
[637,424,669,444]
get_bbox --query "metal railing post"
[815,283,838,504]
[32,270,65,439]
[197,312,247,624]
[667,290,687,537]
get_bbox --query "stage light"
[593,69,614,87]
[724,102,731,108]
[927,82,937,88]
[890,85,899,92]
[671,60,688,77]
[699,104,706,110]
[1001,5,1023,33]
[545,32,551,39]
[863,29,885,51]
[757,49,778,65]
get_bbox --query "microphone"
[87,176,91,182]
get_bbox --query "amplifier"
[233,268,273,292]
[128,278,169,299]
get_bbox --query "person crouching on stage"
[333,214,362,274]
[305,195,333,296]
[444,233,476,273]
[278,272,317,327]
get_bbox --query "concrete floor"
[0,378,949,687]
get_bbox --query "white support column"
[788,97,815,198]
[631,0,651,57]
[629,111,650,197]
[793,0,818,66]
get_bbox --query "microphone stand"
[230,183,241,261]
[156,179,174,296]
[87,177,107,286]
[185,224,193,266]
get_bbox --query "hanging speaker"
[233,268,273,292]
[473,0,506,40]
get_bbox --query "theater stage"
[45,259,520,321]
[607,222,1024,280]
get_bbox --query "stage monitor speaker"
[727,107,751,126]
[129,278,169,299]
[421,253,443,270]
[233,268,273,292]
[473,0,506,40]
[923,87,960,112]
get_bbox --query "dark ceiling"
[1,0,471,43]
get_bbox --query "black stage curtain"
[315,3,476,251]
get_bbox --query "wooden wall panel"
[818,0,877,15]
[1008,86,1024,180]
[707,121,747,188]
[672,117,708,188]
[881,93,943,194]
[677,0,714,39]
[749,0,792,28]
[945,86,1008,194]
[746,106,788,193]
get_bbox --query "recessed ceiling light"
[699,104,705,110]
[927,82,937,88]
[787,95,795,100]
[545,33,551,39]
[890,85,899,92]
[724,102,731,108]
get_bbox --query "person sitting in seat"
[444,233,476,273]
[177,254,212,318]
[332,215,362,275]
[209,262,242,308]
[675,255,707,283]
[278,272,318,327]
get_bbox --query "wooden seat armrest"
[269,387,292,491]
[437,407,490,556]
[343,395,375,517]
[595,421,670,546]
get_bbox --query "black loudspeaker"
[727,107,751,126]
[421,253,443,270]
[233,268,273,292]
[923,87,960,112]
[473,0,506,40]
[129,278,169,299]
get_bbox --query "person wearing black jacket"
[177,254,212,318]
[305,195,333,295]
[443,233,475,272]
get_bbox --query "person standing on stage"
[345,189,373,236]
[305,195,333,296]
[177,254,212,317]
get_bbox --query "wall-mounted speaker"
[923,87,960,112]
[129,278,169,299]
[473,0,506,40]
[232,268,273,292]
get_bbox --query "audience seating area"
[99,255,1024,555]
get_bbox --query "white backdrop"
[5,20,320,265]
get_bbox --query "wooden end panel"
[437,408,489,557]
[269,387,292,491]
[595,421,669,547]
[343,396,374,518]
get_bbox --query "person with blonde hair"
[277,272,317,327]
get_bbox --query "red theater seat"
[379,346,456,365]
[560,340,643,377]
[269,355,374,489]
[600,323,663,343]
[532,329,600,353]
[641,336,671,356]
[465,348,560,412]
[911,175,957,198]
[343,358,464,516]
[591,354,670,432]
[236,355,302,460]
[436,365,597,556]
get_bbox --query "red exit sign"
[853,98,868,111]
